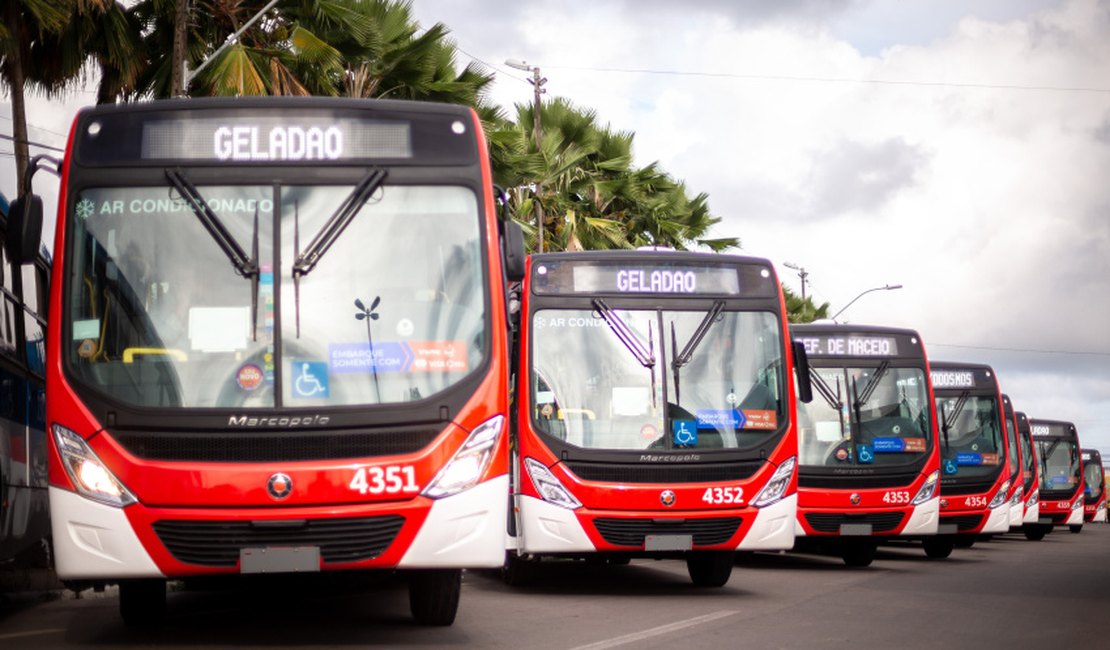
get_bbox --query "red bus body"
[42,98,519,624]
[1081,449,1106,523]
[1028,419,1084,535]
[931,362,1014,542]
[792,323,941,565]
[1000,395,1026,529]
[1014,411,1041,530]
[509,251,804,585]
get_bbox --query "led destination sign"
[532,260,768,297]
[796,335,901,357]
[143,117,412,161]
[1030,422,1075,439]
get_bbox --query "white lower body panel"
[50,486,162,580]
[900,498,940,536]
[738,494,797,550]
[517,494,596,554]
[399,474,508,568]
[1008,501,1024,527]
[1023,501,1039,524]
[982,505,1011,534]
[1065,507,1083,526]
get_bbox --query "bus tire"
[1023,526,1046,541]
[408,569,460,626]
[501,553,536,587]
[1069,524,1083,534]
[953,536,975,549]
[118,578,166,628]
[841,541,876,567]
[922,537,954,559]
[686,551,733,587]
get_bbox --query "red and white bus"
[1014,411,1041,535]
[14,98,525,625]
[792,323,942,565]
[930,362,1013,548]
[1000,395,1025,530]
[1081,449,1106,524]
[507,251,810,587]
[1027,419,1084,536]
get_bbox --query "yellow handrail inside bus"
[557,408,596,420]
[122,348,188,363]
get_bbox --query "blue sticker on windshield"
[291,361,329,398]
[857,445,874,464]
[1051,475,1071,485]
[956,452,983,466]
[872,437,905,453]
[695,409,745,429]
[672,420,698,447]
[943,459,959,475]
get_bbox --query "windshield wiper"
[669,301,725,404]
[853,360,890,411]
[291,168,387,336]
[592,299,657,410]
[939,390,970,453]
[166,168,260,340]
[809,369,843,412]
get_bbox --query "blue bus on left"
[0,191,51,571]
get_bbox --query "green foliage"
[783,285,831,324]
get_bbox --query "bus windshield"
[799,366,931,467]
[1019,425,1036,489]
[1083,458,1103,500]
[936,395,1004,479]
[65,184,484,408]
[1003,411,1020,479]
[530,307,784,451]
[1036,438,1080,494]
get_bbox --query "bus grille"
[799,471,920,489]
[939,477,998,496]
[804,512,905,533]
[591,517,742,547]
[152,516,405,567]
[1046,513,1070,525]
[565,461,761,484]
[940,514,984,532]
[111,429,440,462]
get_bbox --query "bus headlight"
[751,456,796,508]
[52,424,137,508]
[524,457,582,510]
[1009,485,1024,506]
[911,470,939,505]
[1072,498,1084,511]
[1026,490,1038,507]
[989,479,1011,509]
[423,415,503,499]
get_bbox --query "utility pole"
[506,60,547,252]
[171,0,190,97]
[784,262,809,301]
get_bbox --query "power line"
[0,114,71,140]
[545,64,1110,94]
[0,134,65,153]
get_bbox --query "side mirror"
[5,194,44,264]
[792,340,813,404]
[502,220,526,282]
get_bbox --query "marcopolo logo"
[228,414,330,427]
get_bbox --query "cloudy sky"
[3,0,1108,456]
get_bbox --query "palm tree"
[783,285,831,323]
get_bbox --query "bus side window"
[0,244,19,357]
[21,260,45,376]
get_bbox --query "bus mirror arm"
[792,340,813,404]
[501,219,526,282]
[6,154,59,265]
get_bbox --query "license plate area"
[937,524,958,535]
[1037,517,1054,525]
[839,523,873,536]
[240,547,321,574]
[645,534,693,551]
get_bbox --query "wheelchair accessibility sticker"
[672,420,698,447]
[292,361,330,398]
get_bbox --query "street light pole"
[831,284,903,321]
[505,59,547,253]
[783,262,809,301]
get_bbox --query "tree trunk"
[5,0,29,195]
[171,0,190,97]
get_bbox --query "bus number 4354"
[349,466,420,495]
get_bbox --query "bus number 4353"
[349,466,420,495]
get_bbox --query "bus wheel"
[953,536,975,549]
[841,542,876,567]
[923,536,954,559]
[1023,526,1046,541]
[606,555,631,566]
[686,551,733,587]
[118,578,166,628]
[408,569,460,626]
[1069,525,1083,534]
[502,553,536,587]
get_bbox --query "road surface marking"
[570,610,738,650]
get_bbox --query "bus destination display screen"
[796,334,901,357]
[531,260,759,297]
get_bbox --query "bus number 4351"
[349,466,420,495]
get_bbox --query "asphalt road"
[2,524,1107,649]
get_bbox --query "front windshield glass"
[65,184,484,408]
[1019,427,1036,489]
[1004,412,1020,479]
[530,308,784,451]
[1084,460,1104,500]
[799,366,931,467]
[936,395,1004,479]
[1035,438,1080,494]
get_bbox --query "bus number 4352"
[702,486,744,505]
[349,466,420,495]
